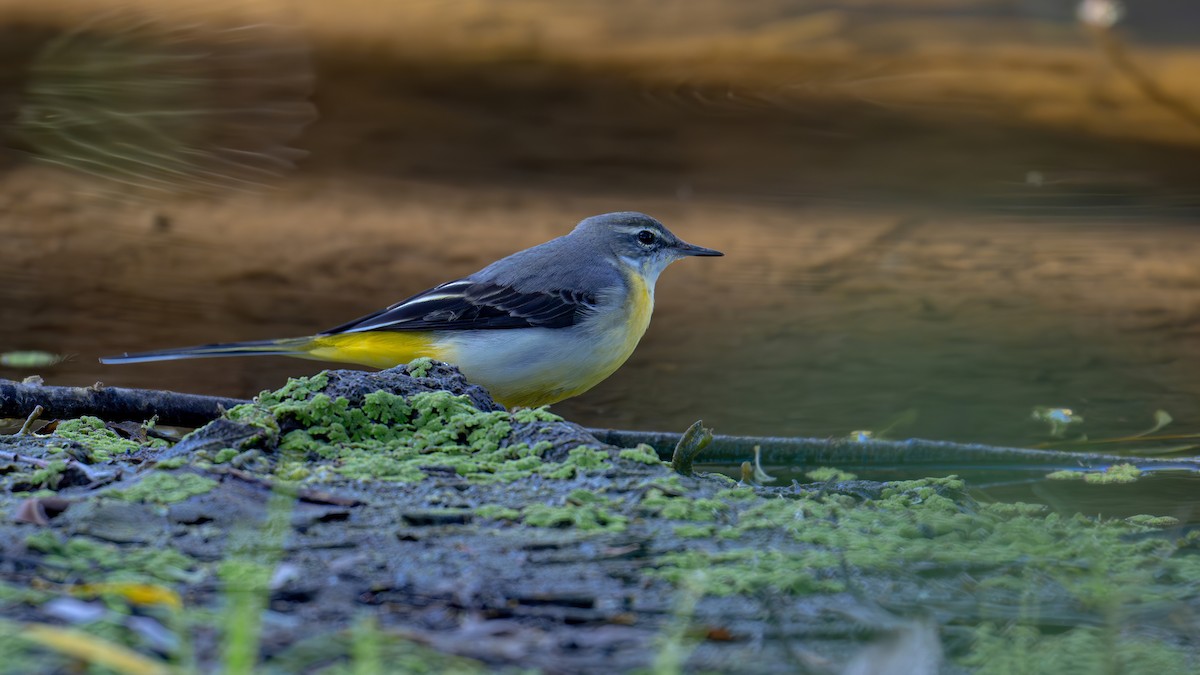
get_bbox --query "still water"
[1,0,1198,453]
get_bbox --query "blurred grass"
[10,12,314,199]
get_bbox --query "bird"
[101,212,723,408]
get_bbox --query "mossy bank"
[1,361,1197,673]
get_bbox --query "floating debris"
[0,351,74,368]
[1032,406,1084,438]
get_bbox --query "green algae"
[1125,514,1180,528]
[983,501,1049,517]
[964,624,1192,675]
[1048,464,1143,484]
[641,475,1200,671]
[53,416,165,461]
[649,475,1200,610]
[24,530,200,584]
[113,472,218,505]
[1084,463,1141,484]
[804,467,857,482]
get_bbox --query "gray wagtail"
[101,212,723,407]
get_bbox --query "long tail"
[99,337,315,365]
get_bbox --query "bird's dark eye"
[636,230,656,246]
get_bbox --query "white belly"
[434,323,631,407]
[435,271,655,407]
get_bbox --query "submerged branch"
[0,380,243,428]
[6,379,1200,473]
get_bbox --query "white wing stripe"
[395,293,466,305]
[341,291,470,332]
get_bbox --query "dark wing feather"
[322,280,598,334]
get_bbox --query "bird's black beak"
[675,241,724,257]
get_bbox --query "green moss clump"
[618,444,662,465]
[475,505,520,521]
[512,407,563,424]
[405,357,434,378]
[641,489,729,522]
[983,502,1049,518]
[522,491,628,532]
[53,416,164,461]
[229,371,620,485]
[254,371,330,407]
[673,524,715,539]
[564,446,611,470]
[1048,464,1143,484]
[522,503,627,531]
[24,460,67,490]
[224,403,283,440]
[0,581,51,606]
[113,472,218,504]
[155,457,187,469]
[24,531,200,583]
[1084,463,1141,484]
[1125,515,1180,528]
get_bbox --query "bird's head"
[572,212,723,284]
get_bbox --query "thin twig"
[8,379,1200,473]
[0,379,242,427]
[17,405,44,435]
